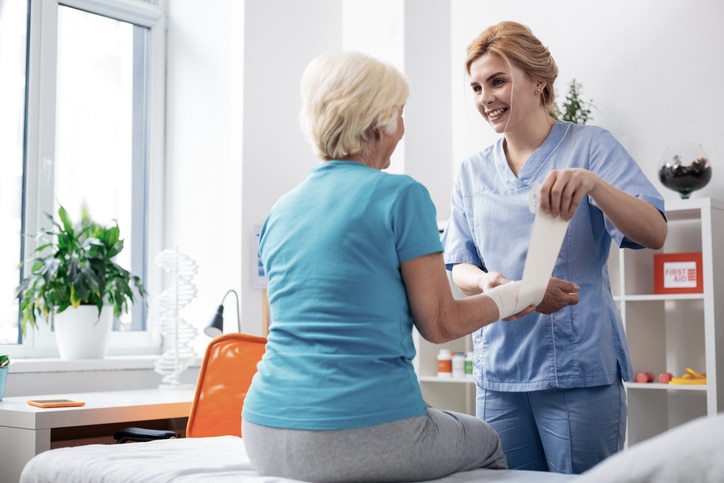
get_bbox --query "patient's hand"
[536,277,580,314]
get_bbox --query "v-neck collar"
[494,121,571,188]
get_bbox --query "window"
[0,0,28,346]
[1,0,165,357]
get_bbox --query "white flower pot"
[54,305,113,360]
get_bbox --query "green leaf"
[15,205,147,336]
[554,79,595,125]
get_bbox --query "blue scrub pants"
[476,380,626,474]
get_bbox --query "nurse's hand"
[536,277,580,314]
[503,306,536,321]
[478,271,510,292]
[539,168,599,221]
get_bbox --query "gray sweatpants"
[242,408,507,482]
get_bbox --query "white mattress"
[21,413,724,482]
[19,435,578,482]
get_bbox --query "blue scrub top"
[443,121,665,391]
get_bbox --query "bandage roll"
[519,185,570,309]
[484,281,522,320]
[484,186,571,321]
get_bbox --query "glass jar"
[659,143,712,199]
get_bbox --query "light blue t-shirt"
[243,160,443,430]
[442,121,665,391]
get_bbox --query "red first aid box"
[654,252,703,294]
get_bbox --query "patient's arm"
[401,252,534,344]
[450,263,579,315]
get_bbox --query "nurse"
[442,21,668,474]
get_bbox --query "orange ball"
[658,372,673,383]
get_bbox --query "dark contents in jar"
[659,156,711,194]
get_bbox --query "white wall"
[239,0,344,336]
[450,0,724,199]
[164,0,246,354]
[168,0,724,339]
[343,0,406,175]
[5,360,199,397]
[8,0,722,396]
[403,1,453,221]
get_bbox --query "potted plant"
[551,79,595,125]
[15,205,147,359]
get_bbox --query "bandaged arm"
[483,281,543,320]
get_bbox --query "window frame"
[6,0,166,358]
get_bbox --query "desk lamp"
[204,289,241,337]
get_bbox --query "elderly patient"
[241,50,541,483]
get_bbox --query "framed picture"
[654,252,703,294]
[252,223,267,289]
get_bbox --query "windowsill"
[9,355,201,374]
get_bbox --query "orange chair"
[186,332,266,438]
[114,333,266,442]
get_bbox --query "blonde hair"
[465,21,558,113]
[299,51,409,159]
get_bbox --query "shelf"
[617,197,723,447]
[624,382,708,392]
[664,197,724,217]
[617,293,704,302]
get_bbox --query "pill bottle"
[437,349,452,377]
[464,352,474,378]
[452,352,465,378]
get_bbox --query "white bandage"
[484,281,523,320]
[484,280,547,320]
[520,185,570,308]
[483,186,571,321]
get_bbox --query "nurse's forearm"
[591,181,667,249]
[450,263,486,295]
[450,263,509,296]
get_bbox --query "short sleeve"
[441,174,484,271]
[392,181,443,263]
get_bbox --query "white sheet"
[23,413,724,482]
[577,412,724,483]
[19,435,578,483]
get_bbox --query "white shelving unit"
[414,332,475,415]
[415,198,724,447]
[611,197,724,446]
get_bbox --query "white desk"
[0,388,194,483]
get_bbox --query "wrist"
[483,281,522,320]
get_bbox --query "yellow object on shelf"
[669,367,707,385]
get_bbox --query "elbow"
[424,331,449,345]
[633,213,668,250]
[417,319,457,345]
[650,235,666,251]
[648,220,669,250]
